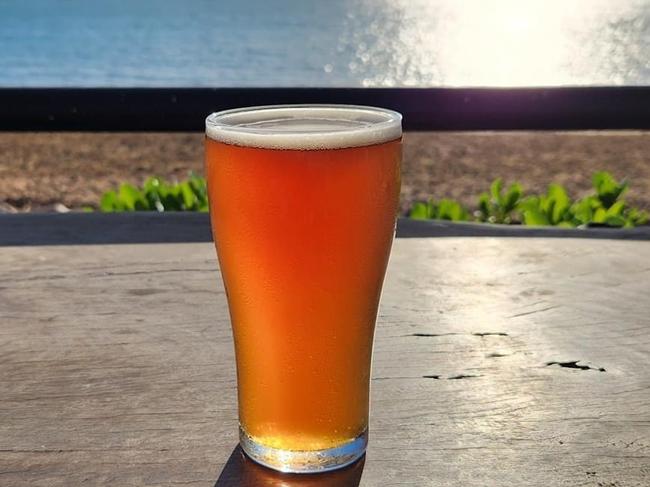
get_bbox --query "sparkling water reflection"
[1,0,648,86]
[340,0,650,87]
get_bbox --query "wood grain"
[1,237,649,486]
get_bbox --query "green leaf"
[453,204,469,221]
[490,178,503,204]
[179,181,196,210]
[198,203,209,212]
[604,215,626,227]
[437,199,469,221]
[547,183,571,224]
[629,208,649,226]
[409,198,469,222]
[571,196,598,225]
[143,176,161,193]
[149,177,173,211]
[100,190,119,212]
[503,183,523,213]
[522,208,550,226]
[592,207,607,224]
[117,184,143,211]
[556,221,575,228]
[592,171,628,208]
[545,197,556,223]
[623,207,648,227]
[160,185,183,211]
[409,202,431,220]
[517,196,540,213]
[188,174,207,199]
[605,200,625,218]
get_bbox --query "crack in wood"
[486,352,510,358]
[509,305,559,318]
[100,268,209,277]
[408,332,460,337]
[407,332,508,337]
[421,374,481,380]
[546,361,606,372]
[0,448,172,453]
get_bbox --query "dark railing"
[1,87,650,131]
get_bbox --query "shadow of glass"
[214,446,365,487]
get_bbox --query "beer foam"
[205,105,402,150]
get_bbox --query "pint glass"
[205,105,401,473]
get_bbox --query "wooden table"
[1,216,649,486]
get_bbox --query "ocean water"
[1,0,649,87]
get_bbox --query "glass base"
[239,426,367,474]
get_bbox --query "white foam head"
[205,105,402,150]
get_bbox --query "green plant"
[100,174,209,212]
[407,171,648,229]
[518,172,647,228]
[475,178,523,224]
[518,183,573,227]
[569,172,647,228]
[409,198,469,222]
[592,171,628,209]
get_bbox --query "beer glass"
[205,105,401,473]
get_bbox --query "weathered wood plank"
[1,238,649,486]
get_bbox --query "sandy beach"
[1,131,649,214]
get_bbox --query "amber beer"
[205,105,401,473]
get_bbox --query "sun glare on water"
[341,0,644,87]
[439,0,572,86]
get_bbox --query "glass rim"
[205,104,402,150]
